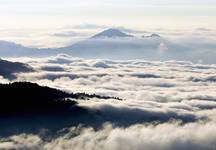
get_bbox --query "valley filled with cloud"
[1,0,216,149]
[0,54,216,149]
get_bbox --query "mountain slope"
[56,29,211,62]
[0,82,121,116]
[0,59,33,79]
[0,40,44,57]
[0,29,216,63]
[55,29,174,60]
[91,28,133,38]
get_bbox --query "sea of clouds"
[0,54,216,150]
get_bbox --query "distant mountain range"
[0,40,40,57]
[55,29,195,61]
[56,28,173,59]
[0,28,215,63]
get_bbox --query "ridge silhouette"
[0,82,121,116]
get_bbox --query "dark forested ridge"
[0,82,197,138]
[0,82,121,116]
[0,82,75,115]
[0,59,33,79]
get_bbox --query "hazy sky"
[0,0,216,47]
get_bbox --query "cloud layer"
[1,54,216,149]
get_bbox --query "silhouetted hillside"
[0,82,121,116]
[0,59,33,79]
[0,82,74,115]
[0,82,198,138]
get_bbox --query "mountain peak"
[142,33,161,38]
[91,28,133,38]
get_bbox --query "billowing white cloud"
[1,55,216,149]
[2,121,216,150]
